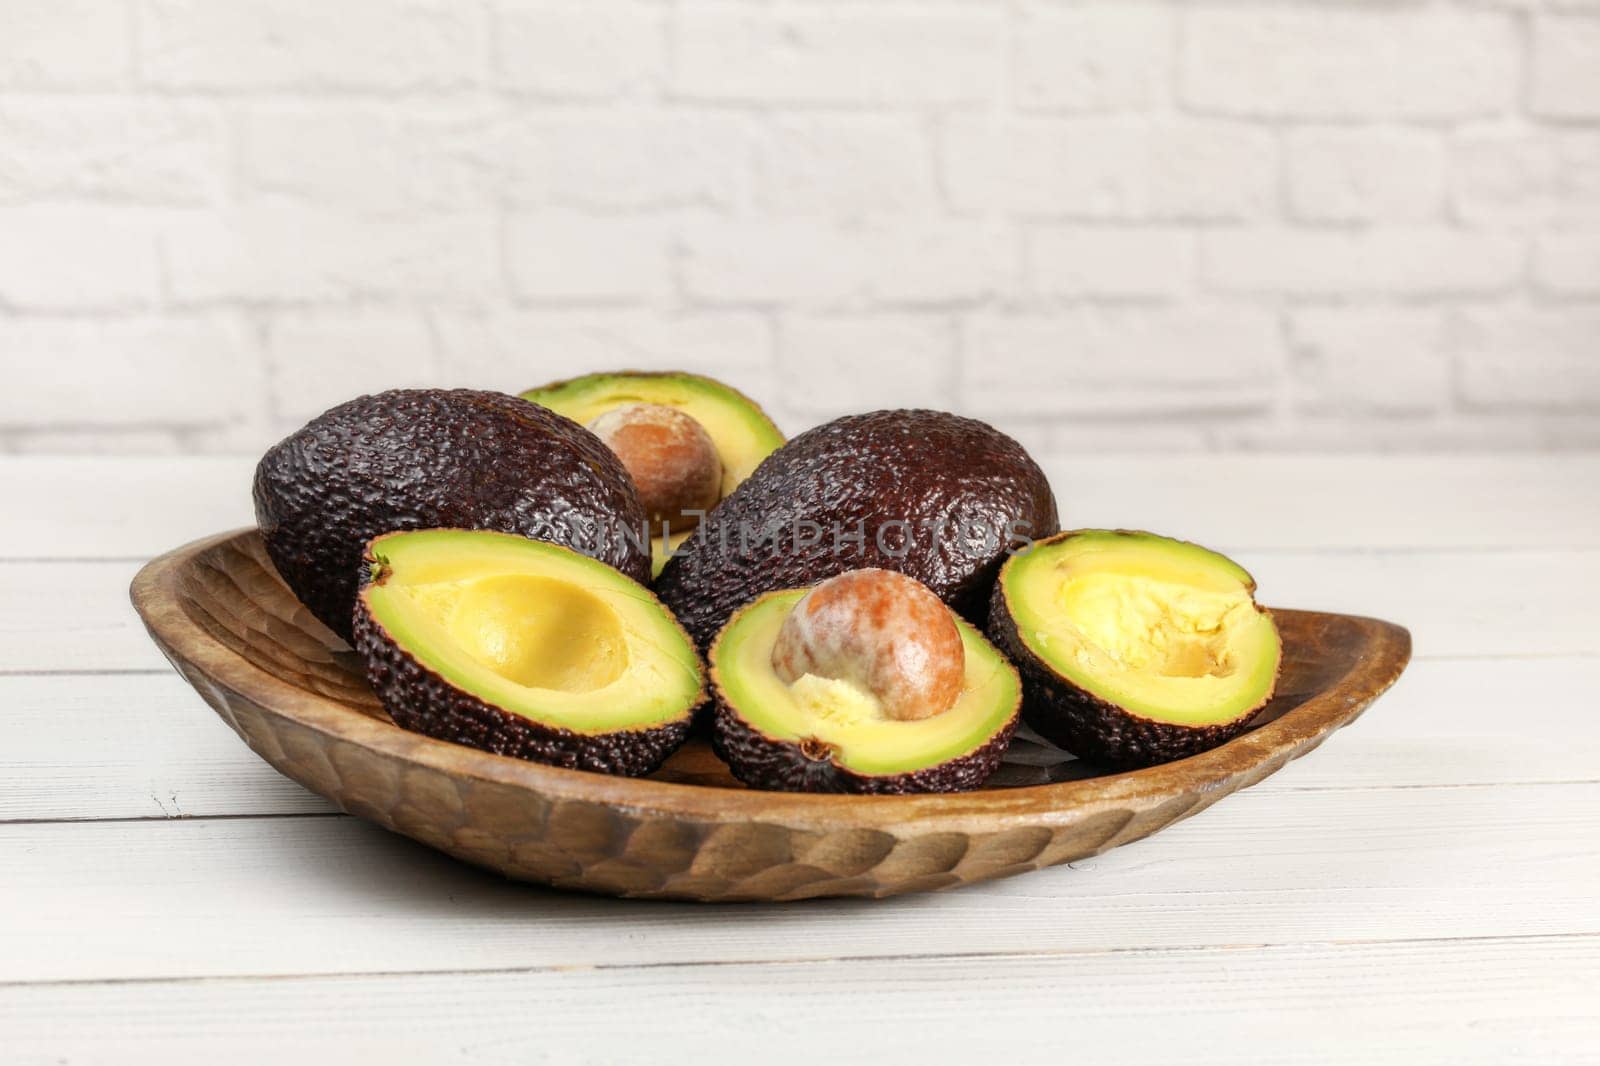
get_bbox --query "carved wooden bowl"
[131,530,1411,902]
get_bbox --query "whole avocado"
[254,389,649,643]
[655,409,1058,648]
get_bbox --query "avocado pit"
[707,576,1021,795]
[588,403,723,535]
[772,568,964,723]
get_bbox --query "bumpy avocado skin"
[353,593,696,777]
[710,694,1018,795]
[987,583,1272,770]
[656,410,1058,648]
[254,389,650,643]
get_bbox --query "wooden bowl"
[131,530,1411,902]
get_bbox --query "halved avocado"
[521,371,786,575]
[353,529,703,776]
[988,530,1282,770]
[709,589,1021,794]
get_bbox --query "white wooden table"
[2,454,1597,1064]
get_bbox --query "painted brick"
[1534,233,1600,295]
[681,220,1010,307]
[1287,129,1447,223]
[1531,15,1600,118]
[492,2,664,98]
[0,99,224,207]
[0,0,130,88]
[503,213,671,303]
[754,117,936,217]
[0,206,158,311]
[1452,131,1600,224]
[778,316,955,414]
[262,311,438,422]
[960,309,1282,416]
[238,104,496,214]
[942,117,1276,220]
[503,114,748,211]
[1202,230,1524,296]
[162,208,499,305]
[1182,8,1516,119]
[138,0,485,89]
[0,0,1591,456]
[430,309,775,403]
[5,429,187,455]
[1026,226,1192,299]
[1455,308,1600,409]
[0,317,249,426]
[673,7,1003,105]
[1013,4,1171,113]
[1289,309,1450,415]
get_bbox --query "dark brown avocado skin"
[986,582,1272,771]
[656,410,1058,648]
[710,695,1018,795]
[353,591,695,777]
[254,389,649,644]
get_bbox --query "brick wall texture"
[1,0,1597,455]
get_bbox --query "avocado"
[254,389,649,643]
[353,529,702,775]
[709,570,1020,794]
[988,530,1283,770]
[655,409,1058,649]
[522,371,786,576]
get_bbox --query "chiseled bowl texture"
[132,530,1411,902]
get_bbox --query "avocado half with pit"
[353,529,702,776]
[709,570,1021,794]
[522,371,786,576]
[988,530,1282,770]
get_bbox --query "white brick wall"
[0,0,1597,455]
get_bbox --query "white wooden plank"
[6,548,1595,680]
[3,657,1591,823]
[0,675,335,821]
[1,454,1596,561]
[0,783,1593,983]
[0,456,256,560]
[1262,656,1600,791]
[0,560,167,673]
[1236,547,1600,659]
[1046,453,1600,552]
[1,937,1594,1065]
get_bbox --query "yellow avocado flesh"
[1006,532,1281,726]
[713,590,1019,776]
[522,372,785,499]
[362,530,701,734]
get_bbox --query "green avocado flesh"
[362,530,702,734]
[713,590,1019,776]
[1003,531,1280,726]
[522,372,786,579]
[522,371,785,500]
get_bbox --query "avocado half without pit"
[353,529,703,776]
[710,568,1021,794]
[522,371,786,576]
[989,530,1283,770]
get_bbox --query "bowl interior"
[174,531,1367,791]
